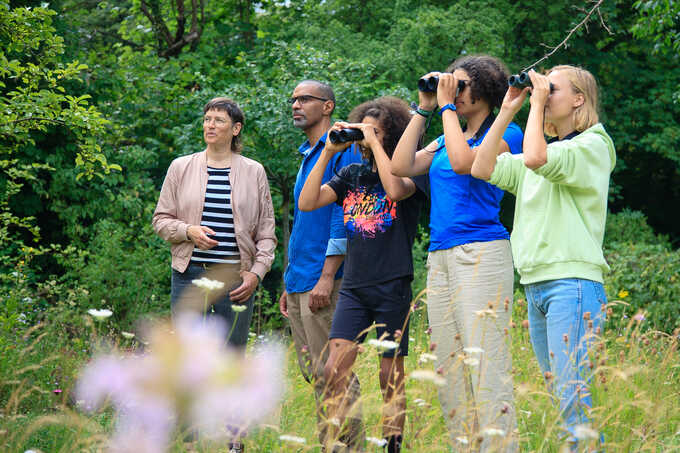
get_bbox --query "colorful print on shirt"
[343,186,397,239]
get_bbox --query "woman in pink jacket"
[153,97,276,351]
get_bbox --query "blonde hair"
[544,65,599,137]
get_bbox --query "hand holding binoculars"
[417,76,466,94]
[328,128,364,144]
[508,72,554,92]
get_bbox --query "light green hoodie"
[489,123,616,284]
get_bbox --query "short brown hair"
[347,96,411,159]
[544,65,599,137]
[203,97,244,152]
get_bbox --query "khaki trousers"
[287,280,363,451]
[426,240,517,452]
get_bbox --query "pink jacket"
[152,151,276,280]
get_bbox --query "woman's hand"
[500,85,530,116]
[229,270,259,303]
[187,225,219,249]
[528,69,551,108]
[436,72,458,107]
[323,121,356,157]
[344,122,380,154]
[418,71,439,111]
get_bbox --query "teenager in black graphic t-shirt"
[298,97,423,453]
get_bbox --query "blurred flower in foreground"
[367,437,387,447]
[573,424,599,440]
[231,304,248,313]
[88,308,113,320]
[279,434,306,444]
[367,339,399,351]
[192,277,225,292]
[121,331,135,339]
[76,314,284,452]
[409,370,446,386]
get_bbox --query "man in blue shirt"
[279,80,363,450]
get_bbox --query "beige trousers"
[287,280,363,451]
[426,240,517,452]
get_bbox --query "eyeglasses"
[287,95,329,105]
[203,116,228,126]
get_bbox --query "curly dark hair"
[347,96,411,159]
[446,55,509,111]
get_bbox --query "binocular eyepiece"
[417,76,466,94]
[329,128,364,144]
[508,72,554,92]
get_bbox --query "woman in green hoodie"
[471,65,615,447]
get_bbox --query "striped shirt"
[190,167,240,265]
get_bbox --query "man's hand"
[229,271,259,303]
[308,274,333,313]
[279,290,289,318]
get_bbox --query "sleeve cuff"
[326,238,347,256]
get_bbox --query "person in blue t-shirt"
[279,80,364,450]
[299,97,425,453]
[392,55,522,452]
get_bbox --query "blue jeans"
[525,278,606,441]
[171,265,255,348]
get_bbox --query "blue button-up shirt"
[284,132,362,293]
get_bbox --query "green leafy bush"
[604,210,680,333]
[64,219,170,326]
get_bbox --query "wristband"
[439,103,457,115]
[410,102,434,118]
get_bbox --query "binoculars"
[508,72,554,92]
[417,76,466,94]
[329,128,364,144]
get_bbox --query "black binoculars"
[508,72,554,92]
[417,76,466,94]
[329,128,364,144]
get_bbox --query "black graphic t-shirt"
[327,163,425,288]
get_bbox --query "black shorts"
[329,277,412,357]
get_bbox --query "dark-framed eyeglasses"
[287,95,329,105]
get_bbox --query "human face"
[452,69,476,116]
[545,70,584,127]
[291,82,331,130]
[203,109,241,147]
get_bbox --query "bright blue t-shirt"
[284,133,362,293]
[428,122,523,252]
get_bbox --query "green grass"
[1,298,680,452]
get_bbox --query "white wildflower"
[482,427,506,437]
[279,434,306,444]
[463,357,480,367]
[463,347,484,354]
[366,437,387,447]
[231,304,247,313]
[418,353,437,363]
[409,370,445,386]
[87,308,113,320]
[368,339,399,351]
[474,309,497,318]
[191,277,225,291]
[121,331,135,339]
[413,398,427,407]
[455,436,469,444]
[573,424,599,440]
[329,417,341,426]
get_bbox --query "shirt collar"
[299,132,328,156]
[548,131,579,143]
